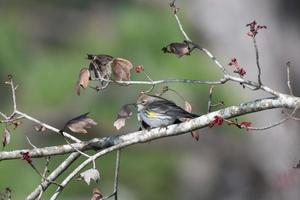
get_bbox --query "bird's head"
[136,93,165,111]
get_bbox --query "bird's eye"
[142,100,147,104]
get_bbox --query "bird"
[136,93,199,129]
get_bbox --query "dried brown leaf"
[87,54,114,74]
[183,101,200,141]
[80,168,100,185]
[34,125,46,132]
[63,112,97,134]
[88,54,114,90]
[91,187,103,200]
[76,67,90,96]
[12,121,22,130]
[162,42,190,57]
[2,128,10,148]
[184,101,192,113]
[113,118,126,130]
[113,104,133,130]
[191,130,200,141]
[111,58,133,81]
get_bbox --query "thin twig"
[26,152,81,200]
[2,115,24,123]
[286,61,294,95]
[4,77,81,143]
[26,136,38,149]
[169,0,190,41]
[36,156,51,200]
[287,115,300,121]
[207,86,214,113]
[253,37,262,87]
[142,70,155,93]
[92,77,228,86]
[0,111,8,119]
[15,110,81,143]
[200,48,228,74]
[174,14,191,42]
[102,150,121,200]
[113,150,121,200]
[283,108,300,121]
[9,79,17,113]
[28,162,61,187]
[170,1,228,74]
[42,157,51,178]
[226,75,280,96]
[92,73,280,97]
[60,132,90,158]
[247,117,289,130]
[226,107,298,131]
[60,133,97,175]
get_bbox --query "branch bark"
[1,95,299,162]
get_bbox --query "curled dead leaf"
[80,168,100,185]
[135,65,144,73]
[87,54,114,78]
[184,101,192,113]
[113,118,126,131]
[12,121,22,130]
[113,104,133,130]
[191,130,200,141]
[91,187,103,200]
[34,125,47,132]
[183,101,200,141]
[111,58,133,81]
[88,54,114,89]
[76,67,90,96]
[162,41,190,57]
[62,112,97,134]
[2,128,10,148]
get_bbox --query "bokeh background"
[0,0,300,199]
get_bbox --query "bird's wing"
[148,100,199,118]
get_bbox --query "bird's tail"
[189,112,200,118]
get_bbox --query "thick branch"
[12,95,300,199]
[49,95,299,199]
[2,95,299,162]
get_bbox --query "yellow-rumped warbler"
[136,94,199,129]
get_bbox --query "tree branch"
[114,150,121,200]
[26,152,81,200]
[253,37,263,87]
[1,96,299,162]
[99,151,121,200]
[207,86,214,113]
[15,110,81,143]
[31,96,300,199]
[286,61,294,95]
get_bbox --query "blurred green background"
[1,0,293,199]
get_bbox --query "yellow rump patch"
[146,111,157,118]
